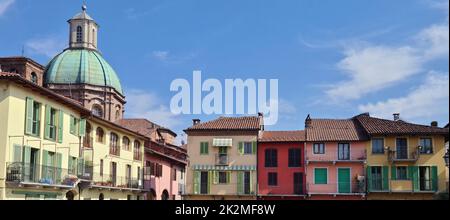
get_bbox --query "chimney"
[305,114,312,128]
[192,119,200,126]
[431,121,438,127]
[393,113,400,121]
[258,112,264,131]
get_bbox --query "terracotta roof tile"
[354,114,449,136]
[260,130,305,142]
[306,118,368,141]
[186,116,261,131]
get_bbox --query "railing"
[306,149,367,163]
[215,154,229,166]
[368,177,437,192]
[133,152,142,161]
[192,183,257,196]
[83,136,94,148]
[109,145,121,156]
[91,173,143,189]
[5,162,80,187]
[306,181,366,195]
[387,147,420,163]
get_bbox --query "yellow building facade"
[354,114,449,200]
[0,75,146,200]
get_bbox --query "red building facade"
[258,131,306,200]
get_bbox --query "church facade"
[0,5,186,200]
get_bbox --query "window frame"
[264,148,278,168]
[313,143,325,154]
[419,138,433,154]
[268,172,278,186]
[314,168,328,185]
[288,148,302,168]
[372,138,385,154]
[243,142,253,154]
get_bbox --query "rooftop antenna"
[82,0,87,11]
[21,45,25,57]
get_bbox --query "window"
[372,138,384,154]
[288,148,301,167]
[76,26,83,43]
[200,142,209,155]
[419,138,433,154]
[31,72,37,84]
[268,172,278,186]
[110,133,120,156]
[133,141,141,160]
[396,166,408,180]
[100,159,103,176]
[122,136,130,151]
[69,115,79,136]
[243,142,253,154]
[46,107,58,140]
[293,173,304,195]
[314,168,328,184]
[173,168,177,181]
[25,98,42,136]
[115,110,120,120]
[265,149,278,167]
[370,166,383,191]
[96,127,104,143]
[218,172,228,184]
[137,167,141,182]
[313,143,325,154]
[338,143,350,160]
[92,105,103,117]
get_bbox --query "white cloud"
[125,89,182,129]
[0,0,14,16]
[25,36,66,58]
[358,72,449,122]
[152,50,170,61]
[326,46,422,102]
[417,23,449,59]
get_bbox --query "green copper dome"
[44,49,123,95]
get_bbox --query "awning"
[213,138,233,147]
[192,164,256,171]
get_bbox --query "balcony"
[386,146,420,163]
[5,162,82,188]
[368,177,437,193]
[91,173,143,190]
[306,149,367,164]
[215,154,229,166]
[307,181,366,196]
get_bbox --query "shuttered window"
[69,115,79,136]
[265,149,278,167]
[288,148,301,167]
[25,98,41,136]
[200,142,209,155]
[314,168,328,184]
[268,172,278,186]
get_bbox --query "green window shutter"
[431,166,438,192]
[208,171,213,194]
[382,166,389,191]
[42,150,49,179]
[366,166,372,192]
[238,142,244,155]
[250,171,254,193]
[200,143,204,154]
[70,116,75,134]
[314,168,328,184]
[237,172,243,194]
[204,142,209,154]
[213,171,219,184]
[56,153,62,183]
[226,171,231,184]
[78,158,85,176]
[68,156,73,173]
[391,166,397,180]
[35,105,41,136]
[44,105,51,139]
[409,166,419,192]
[25,97,34,135]
[193,171,200,194]
[79,119,86,137]
[57,110,64,143]
[252,141,257,154]
[13,144,23,162]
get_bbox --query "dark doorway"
[161,190,169,200]
[294,173,304,195]
[66,191,74,200]
[200,172,208,194]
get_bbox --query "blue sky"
[1,0,448,141]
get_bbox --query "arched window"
[96,127,104,143]
[83,122,93,148]
[115,110,120,120]
[133,140,141,160]
[110,132,120,156]
[92,105,103,118]
[31,72,38,84]
[122,136,130,151]
[76,26,83,43]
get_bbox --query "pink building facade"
[304,115,367,200]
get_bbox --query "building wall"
[365,135,447,200]
[257,142,305,197]
[305,141,366,198]
[0,82,146,200]
[186,134,258,200]
[0,82,83,199]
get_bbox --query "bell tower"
[68,3,99,50]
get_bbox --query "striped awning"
[192,164,256,171]
[213,138,233,147]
